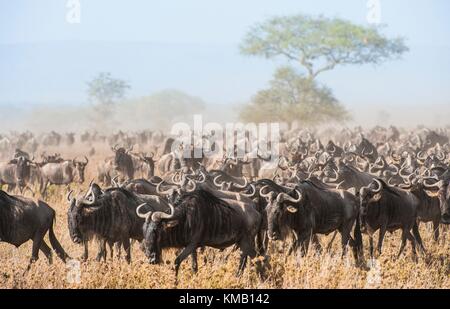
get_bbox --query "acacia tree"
[241,15,408,81]
[87,72,130,106]
[240,66,350,125]
[239,14,408,124]
[86,72,130,130]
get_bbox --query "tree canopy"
[87,72,130,106]
[240,14,409,80]
[240,67,350,125]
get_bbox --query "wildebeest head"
[139,152,156,178]
[262,185,302,241]
[112,144,134,178]
[219,154,251,177]
[423,176,450,224]
[359,179,385,229]
[136,202,177,264]
[66,182,102,244]
[67,190,84,244]
[156,176,196,205]
[72,156,89,183]
[9,156,35,188]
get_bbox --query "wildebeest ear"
[424,190,439,198]
[286,206,298,213]
[8,159,18,164]
[164,220,179,228]
[371,193,382,202]
[348,187,356,196]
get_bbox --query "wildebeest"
[39,156,88,194]
[423,175,450,224]
[0,190,68,268]
[401,179,442,241]
[137,189,263,278]
[111,145,135,180]
[359,179,425,260]
[264,179,362,262]
[0,156,36,193]
[67,183,164,263]
[330,161,375,191]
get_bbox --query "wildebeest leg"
[369,236,374,260]
[256,228,266,255]
[41,180,49,198]
[412,223,426,254]
[107,241,114,260]
[116,242,123,260]
[298,232,312,257]
[432,220,440,242]
[326,231,338,252]
[340,232,351,258]
[406,230,418,262]
[191,250,198,273]
[377,226,387,256]
[397,230,408,259]
[237,252,248,277]
[28,232,45,270]
[311,234,322,254]
[39,241,53,264]
[237,236,257,277]
[174,244,197,279]
[82,241,89,262]
[96,239,107,262]
[122,238,131,264]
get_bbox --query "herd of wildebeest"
[0,126,449,278]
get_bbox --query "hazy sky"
[1,0,450,116]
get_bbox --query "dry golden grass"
[0,149,449,289]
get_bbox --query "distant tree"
[240,14,409,81]
[240,67,350,125]
[86,72,130,131]
[114,89,206,130]
[87,72,130,106]
[239,14,408,125]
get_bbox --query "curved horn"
[371,179,383,194]
[186,177,197,192]
[83,179,94,199]
[111,175,120,188]
[277,157,289,171]
[327,168,339,183]
[423,177,443,189]
[136,203,152,219]
[436,150,445,161]
[213,175,224,187]
[233,176,248,189]
[259,185,273,199]
[276,190,302,204]
[82,188,97,206]
[241,184,256,197]
[417,151,427,161]
[151,203,175,222]
[330,144,336,154]
[156,181,173,195]
[197,170,206,183]
[67,190,74,202]
[83,156,89,164]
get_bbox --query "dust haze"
[3,97,449,134]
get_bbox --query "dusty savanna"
[0,143,449,289]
